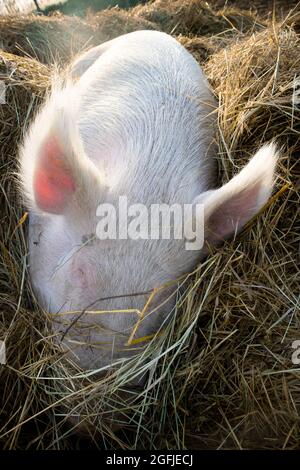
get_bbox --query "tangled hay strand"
[0,0,299,450]
[0,10,157,65]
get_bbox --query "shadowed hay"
[0,0,299,450]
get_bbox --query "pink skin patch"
[34,136,76,214]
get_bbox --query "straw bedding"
[0,0,299,449]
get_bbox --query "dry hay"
[132,0,267,36]
[0,9,157,65]
[0,0,299,450]
[212,0,300,18]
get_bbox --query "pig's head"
[20,114,278,375]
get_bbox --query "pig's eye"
[70,258,91,290]
[72,267,88,289]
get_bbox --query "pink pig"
[19,31,277,375]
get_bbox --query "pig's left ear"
[194,143,278,245]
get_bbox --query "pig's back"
[74,31,216,205]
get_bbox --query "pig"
[19,30,277,378]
